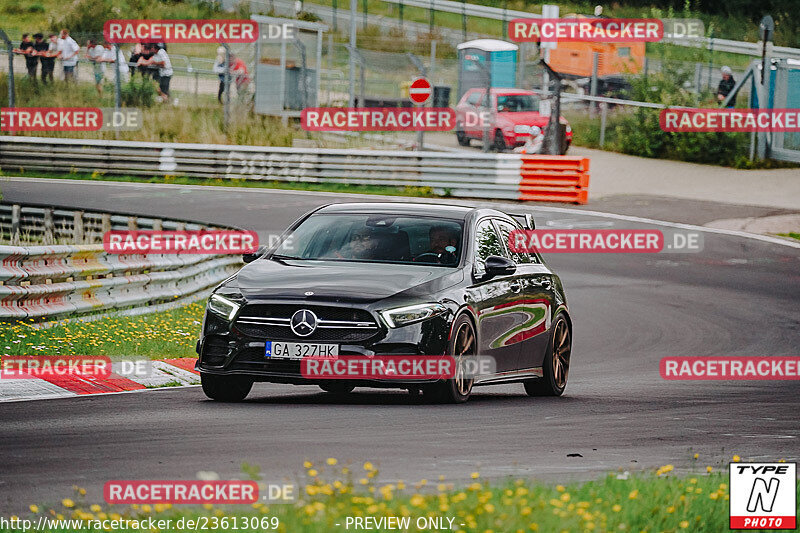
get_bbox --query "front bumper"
[196,303,452,385]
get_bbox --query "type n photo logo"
[730,462,796,530]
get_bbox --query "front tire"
[424,314,476,404]
[201,373,253,402]
[456,128,470,146]
[524,313,571,397]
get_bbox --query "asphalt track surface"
[1,178,799,514]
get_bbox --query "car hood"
[231,258,463,303]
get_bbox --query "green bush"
[48,0,222,34]
[48,0,124,34]
[594,62,750,166]
[27,3,46,12]
[120,77,157,108]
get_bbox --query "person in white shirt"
[85,39,106,95]
[138,43,173,103]
[101,43,130,84]
[56,29,80,81]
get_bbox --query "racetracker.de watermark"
[508,18,663,42]
[103,230,259,254]
[660,109,800,132]
[103,20,258,43]
[104,481,259,504]
[660,357,800,380]
[0,108,142,132]
[508,229,703,253]
[301,355,496,380]
[301,108,456,132]
[0,356,111,379]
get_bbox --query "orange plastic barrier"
[518,155,590,204]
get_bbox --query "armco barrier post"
[11,204,21,244]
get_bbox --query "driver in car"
[415,226,459,264]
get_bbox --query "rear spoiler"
[509,213,535,230]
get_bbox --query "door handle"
[509,280,523,293]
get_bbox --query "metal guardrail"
[0,136,529,200]
[0,203,206,244]
[0,204,242,321]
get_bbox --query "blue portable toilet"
[457,39,519,100]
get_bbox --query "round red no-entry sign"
[409,77,432,105]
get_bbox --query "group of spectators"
[12,30,79,84]
[13,29,249,105]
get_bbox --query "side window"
[494,219,538,264]
[466,91,481,106]
[474,219,506,272]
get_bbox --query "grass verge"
[7,457,792,533]
[1,302,204,359]
[777,232,800,241]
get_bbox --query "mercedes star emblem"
[290,309,318,337]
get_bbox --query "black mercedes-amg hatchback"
[196,203,572,403]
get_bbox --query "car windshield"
[496,94,538,112]
[273,214,464,266]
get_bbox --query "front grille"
[234,304,380,343]
[242,304,374,322]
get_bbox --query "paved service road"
[1,178,798,513]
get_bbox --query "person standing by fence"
[57,29,80,82]
[230,54,251,100]
[213,46,227,103]
[32,34,49,82]
[13,34,39,79]
[101,42,129,83]
[717,66,736,108]
[39,34,59,84]
[86,39,106,95]
[138,43,173,104]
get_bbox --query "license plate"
[265,341,339,359]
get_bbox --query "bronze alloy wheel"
[425,314,476,403]
[453,319,476,396]
[525,313,571,397]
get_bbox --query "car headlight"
[514,125,531,134]
[565,124,572,133]
[207,293,241,321]
[380,303,448,328]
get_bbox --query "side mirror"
[524,214,535,230]
[483,255,516,280]
[242,245,267,263]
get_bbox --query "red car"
[455,88,572,153]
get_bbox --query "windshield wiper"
[270,254,303,261]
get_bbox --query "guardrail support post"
[11,204,21,244]
[127,216,138,231]
[43,208,55,244]
[599,102,607,148]
[153,219,163,231]
[101,213,111,234]
[590,52,599,117]
[73,211,85,243]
